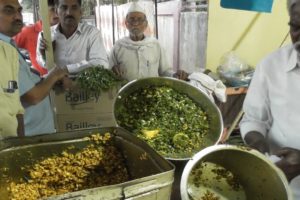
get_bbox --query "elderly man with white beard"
[239,0,300,198]
[109,2,188,81]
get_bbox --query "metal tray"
[0,127,174,200]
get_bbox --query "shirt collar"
[0,33,12,44]
[286,45,298,72]
[77,22,83,34]
[0,33,19,50]
[54,22,84,35]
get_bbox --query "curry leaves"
[77,66,122,92]
[116,86,210,158]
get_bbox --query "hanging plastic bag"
[217,52,254,87]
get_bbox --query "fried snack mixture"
[192,162,242,191]
[115,86,210,158]
[190,162,243,200]
[8,133,129,200]
[201,190,220,200]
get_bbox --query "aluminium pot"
[113,77,223,161]
[180,145,293,200]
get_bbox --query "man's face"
[289,3,300,51]
[0,0,23,37]
[48,5,59,26]
[56,0,81,28]
[125,12,147,39]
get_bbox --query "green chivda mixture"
[116,86,210,158]
[77,66,123,92]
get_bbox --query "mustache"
[65,16,75,20]
[13,20,23,26]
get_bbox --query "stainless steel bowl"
[113,77,223,161]
[180,145,293,200]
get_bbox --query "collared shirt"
[11,35,55,136]
[240,44,300,199]
[240,44,300,152]
[109,36,173,81]
[36,22,108,74]
[0,34,24,139]
[14,20,47,75]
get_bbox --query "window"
[95,0,208,72]
[19,0,35,25]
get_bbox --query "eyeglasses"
[127,17,146,25]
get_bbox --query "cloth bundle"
[188,72,227,103]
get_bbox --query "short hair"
[54,0,82,6]
[48,0,55,7]
[287,0,299,15]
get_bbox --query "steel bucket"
[180,145,293,200]
[113,77,223,161]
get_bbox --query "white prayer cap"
[127,2,146,15]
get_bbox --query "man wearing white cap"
[109,1,188,81]
[240,0,300,198]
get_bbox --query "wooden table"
[216,87,248,128]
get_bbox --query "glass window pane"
[19,0,34,25]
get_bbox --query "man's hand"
[275,147,300,182]
[21,66,69,107]
[47,66,69,82]
[48,66,72,91]
[112,64,126,78]
[244,131,269,153]
[39,33,56,59]
[173,70,189,81]
[61,76,74,90]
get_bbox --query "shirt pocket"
[0,92,18,137]
[142,49,160,76]
[1,90,23,115]
[143,51,159,66]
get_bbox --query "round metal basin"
[180,145,292,200]
[113,77,223,161]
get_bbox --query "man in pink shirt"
[14,0,58,76]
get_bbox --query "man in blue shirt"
[0,0,68,136]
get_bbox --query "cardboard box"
[56,113,116,132]
[53,85,120,115]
